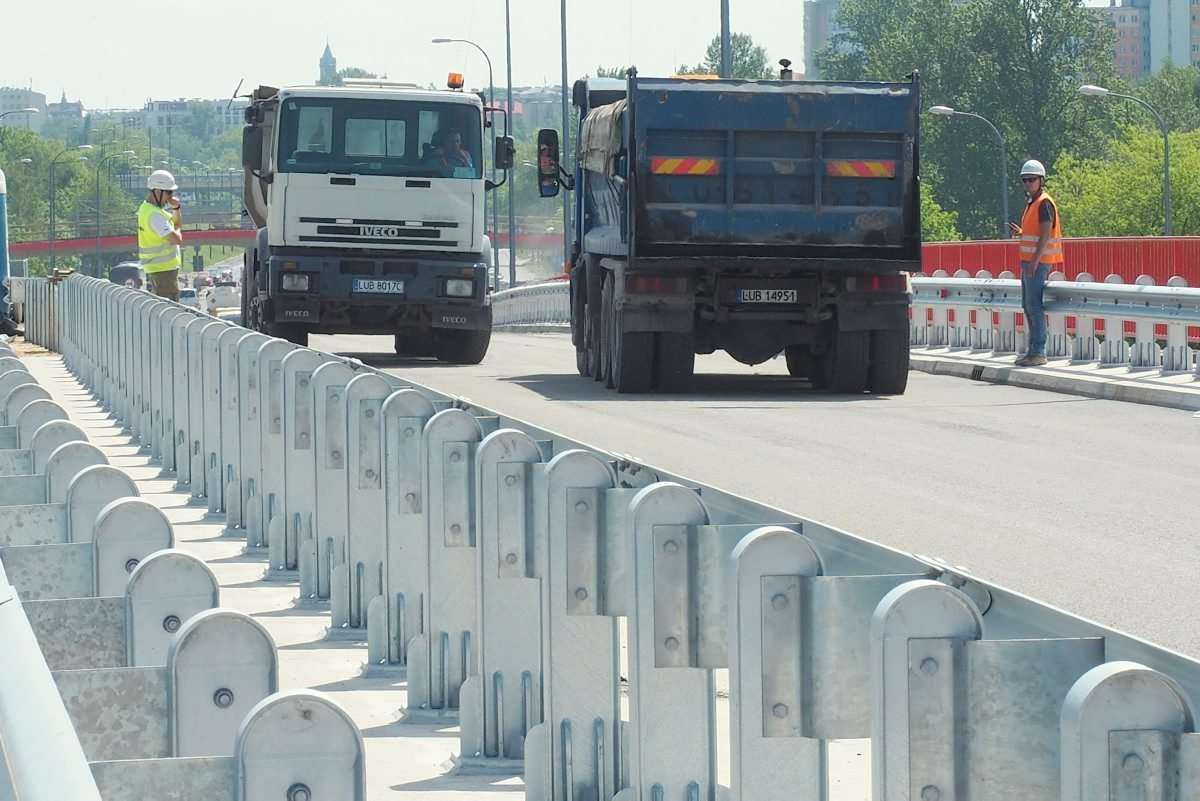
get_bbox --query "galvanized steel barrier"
[31,275,1200,800]
[491,278,570,328]
[0,332,366,800]
[490,276,1200,378]
[912,270,1200,376]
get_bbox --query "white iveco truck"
[241,79,512,362]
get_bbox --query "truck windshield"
[277,97,483,180]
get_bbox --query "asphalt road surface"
[311,331,1200,658]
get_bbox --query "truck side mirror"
[537,128,561,198]
[494,135,515,171]
[242,126,263,172]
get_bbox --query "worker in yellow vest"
[1007,159,1063,367]
[138,170,183,301]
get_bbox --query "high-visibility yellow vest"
[137,201,181,273]
[1019,192,1064,265]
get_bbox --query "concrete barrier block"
[55,666,170,761]
[0,473,46,506]
[47,441,108,503]
[219,328,249,530]
[235,332,271,536]
[309,361,357,591]
[0,502,68,546]
[3,381,49,427]
[188,320,222,498]
[169,609,278,757]
[28,595,127,669]
[0,445,33,475]
[338,372,393,630]
[93,498,175,597]
[366,388,436,667]
[15,398,67,449]
[30,419,88,473]
[258,340,298,554]
[90,756,236,801]
[1,541,93,600]
[235,690,366,801]
[202,322,229,514]
[67,464,140,543]
[0,369,34,408]
[0,355,23,376]
[463,428,545,762]
[127,549,221,667]
[282,348,329,598]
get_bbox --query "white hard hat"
[1020,159,1046,178]
[147,169,178,191]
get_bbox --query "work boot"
[1017,354,1047,367]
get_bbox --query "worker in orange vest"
[1008,159,1062,366]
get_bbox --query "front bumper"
[264,250,490,333]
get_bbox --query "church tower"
[319,42,337,85]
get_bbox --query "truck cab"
[241,81,513,362]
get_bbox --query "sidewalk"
[911,349,1200,413]
[16,344,525,801]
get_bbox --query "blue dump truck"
[537,68,921,394]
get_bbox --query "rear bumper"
[264,250,490,332]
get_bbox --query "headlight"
[445,278,474,298]
[281,273,310,292]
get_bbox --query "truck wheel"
[815,330,869,393]
[609,282,652,394]
[784,345,812,378]
[868,329,910,395]
[434,327,492,365]
[599,273,613,386]
[571,263,588,375]
[265,323,308,347]
[586,256,604,380]
[654,333,694,392]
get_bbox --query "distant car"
[109,263,146,289]
[178,288,199,308]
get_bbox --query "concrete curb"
[910,353,1200,412]
[494,323,570,334]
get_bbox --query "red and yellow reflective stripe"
[650,157,721,176]
[824,160,897,178]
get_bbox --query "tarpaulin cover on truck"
[578,100,627,176]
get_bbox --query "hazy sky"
[7,0,812,109]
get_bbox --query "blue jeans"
[1021,261,1049,356]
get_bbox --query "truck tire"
[599,273,613,386]
[868,329,910,395]
[571,264,588,375]
[784,345,813,378]
[609,279,652,393]
[586,256,604,380]
[814,330,869,394]
[654,333,694,392]
[434,327,491,365]
[265,323,308,347]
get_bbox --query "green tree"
[336,67,379,84]
[820,0,1120,239]
[1134,64,1200,133]
[594,66,630,79]
[921,183,962,241]
[1053,127,1200,236]
[678,33,776,79]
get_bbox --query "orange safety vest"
[1019,192,1064,265]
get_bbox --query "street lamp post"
[929,105,1009,239]
[0,108,39,146]
[48,145,94,271]
[1079,84,1171,236]
[95,150,136,274]
[504,0,516,288]
[433,36,501,290]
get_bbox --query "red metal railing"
[923,238,1200,286]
